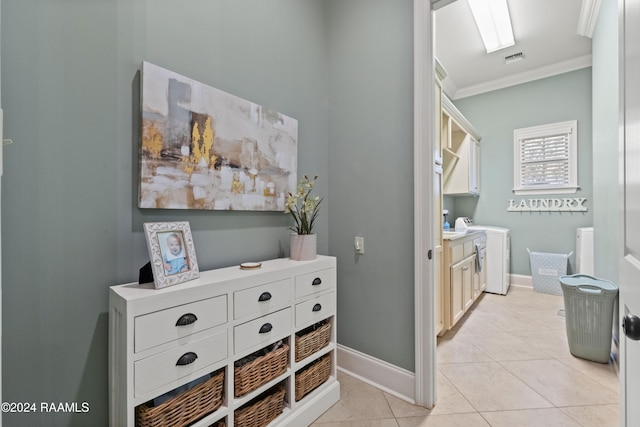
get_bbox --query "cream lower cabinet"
[109,256,339,427]
[451,256,474,325]
[443,233,485,332]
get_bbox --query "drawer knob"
[176,352,198,366]
[176,313,198,326]
[312,277,322,286]
[312,303,322,312]
[259,323,273,334]
[258,292,272,302]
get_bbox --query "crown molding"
[431,0,457,11]
[435,58,448,82]
[451,54,593,100]
[577,0,602,38]
[442,94,481,141]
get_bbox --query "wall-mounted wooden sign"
[507,198,587,212]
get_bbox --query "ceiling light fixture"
[468,0,515,53]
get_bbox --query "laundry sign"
[507,198,587,212]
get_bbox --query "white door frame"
[618,0,640,423]
[413,0,437,408]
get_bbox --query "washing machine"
[455,217,511,295]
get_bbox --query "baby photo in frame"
[143,221,200,289]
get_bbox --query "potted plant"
[285,175,322,260]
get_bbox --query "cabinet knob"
[259,323,273,334]
[312,278,322,286]
[176,352,198,366]
[258,292,272,302]
[175,313,198,326]
[312,303,322,312]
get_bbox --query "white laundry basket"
[528,249,573,295]
[560,274,618,363]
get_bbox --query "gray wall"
[592,0,619,283]
[1,1,329,425]
[451,68,594,275]
[327,0,415,370]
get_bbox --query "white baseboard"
[336,344,416,404]
[336,277,535,405]
[510,274,532,288]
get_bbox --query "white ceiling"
[435,0,594,99]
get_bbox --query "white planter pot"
[290,233,317,261]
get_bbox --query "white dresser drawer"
[135,295,227,353]
[295,268,336,299]
[234,308,291,354]
[134,329,228,397]
[234,278,292,320]
[295,292,336,329]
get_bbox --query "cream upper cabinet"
[442,95,481,196]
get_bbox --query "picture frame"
[143,221,200,289]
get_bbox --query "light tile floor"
[312,285,620,426]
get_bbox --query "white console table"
[109,255,339,426]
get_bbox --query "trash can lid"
[559,274,617,290]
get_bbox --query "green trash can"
[560,274,618,363]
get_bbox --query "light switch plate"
[354,236,364,254]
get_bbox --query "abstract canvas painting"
[139,62,298,211]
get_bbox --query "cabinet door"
[472,254,481,300]
[480,248,487,292]
[469,138,480,195]
[450,260,466,325]
[462,258,474,311]
[473,249,487,299]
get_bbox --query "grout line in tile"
[320,288,619,426]
[436,367,485,414]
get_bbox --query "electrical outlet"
[354,236,364,254]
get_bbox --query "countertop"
[442,229,485,241]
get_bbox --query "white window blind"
[520,133,570,187]
[513,120,578,195]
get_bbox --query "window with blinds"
[513,120,578,195]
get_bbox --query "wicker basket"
[295,353,331,401]
[234,385,286,427]
[136,369,224,427]
[235,343,289,397]
[295,320,331,362]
